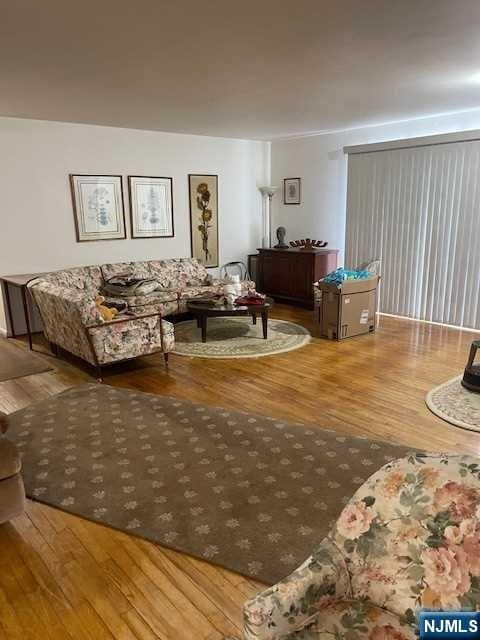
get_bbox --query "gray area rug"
[426,375,480,432]
[174,317,311,358]
[0,340,53,382]
[8,383,414,583]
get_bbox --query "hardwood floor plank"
[0,587,25,640]
[1,310,479,638]
[64,560,137,640]
[101,557,186,639]
[121,609,166,640]
[135,540,241,638]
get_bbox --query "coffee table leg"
[262,311,268,339]
[196,315,201,329]
[201,316,207,343]
[252,314,257,325]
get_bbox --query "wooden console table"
[0,273,45,350]
[256,248,338,308]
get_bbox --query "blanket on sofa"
[102,276,159,297]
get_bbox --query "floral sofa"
[28,264,176,379]
[29,258,255,379]
[243,453,480,639]
[100,258,254,316]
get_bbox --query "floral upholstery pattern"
[244,454,480,640]
[245,540,351,640]
[29,270,175,369]
[149,258,210,288]
[89,317,174,365]
[29,258,257,371]
[42,266,103,291]
[29,281,103,363]
[100,261,153,281]
[283,601,416,640]
[100,258,253,314]
[104,290,178,317]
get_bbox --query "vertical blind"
[345,140,480,330]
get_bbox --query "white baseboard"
[378,312,480,334]
[0,327,7,337]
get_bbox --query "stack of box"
[314,275,379,340]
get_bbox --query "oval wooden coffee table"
[187,297,274,343]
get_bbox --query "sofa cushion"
[105,290,177,309]
[149,258,209,288]
[101,261,153,282]
[331,454,480,617]
[44,266,103,291]
[102,280,159,298]
[283,601,415,640]
[0,438,22,480]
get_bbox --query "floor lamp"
[259,186,278,248]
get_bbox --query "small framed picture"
[70,174,126,242]
[128,176,174,239]
[189,174,219,267]
[284,177,301,205]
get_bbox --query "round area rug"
[426,375,480,432]
[173,316,311,358]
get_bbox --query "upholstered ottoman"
[0,412,25,524]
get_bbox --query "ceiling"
[2,0,480,140]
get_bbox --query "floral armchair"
[244,454,480,640]
[29,266,174,380]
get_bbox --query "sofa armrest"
[86,313,174,365]
[243,540,350,640]
[85,310,162,329]
[29,281,103,364]
[29,281,103,327]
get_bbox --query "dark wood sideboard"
[254,247,338,308]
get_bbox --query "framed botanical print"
[70,174,126,242]
[284,177,301,205]
[189,174,219,268]
[128,176,174,239]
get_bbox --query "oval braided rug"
[426,375,480,432]
[173,317,311,358]
[8,383,415,584]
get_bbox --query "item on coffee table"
[235,292,266,306]
[223,283,239,307]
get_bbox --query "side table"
[0,273,45,350]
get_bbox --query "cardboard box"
[314,276,379,340]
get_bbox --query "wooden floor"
[0,307,479,639]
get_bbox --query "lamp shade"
[259,186,278,198]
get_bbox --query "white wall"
[0,117,270,331]
[271,108,480,266]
